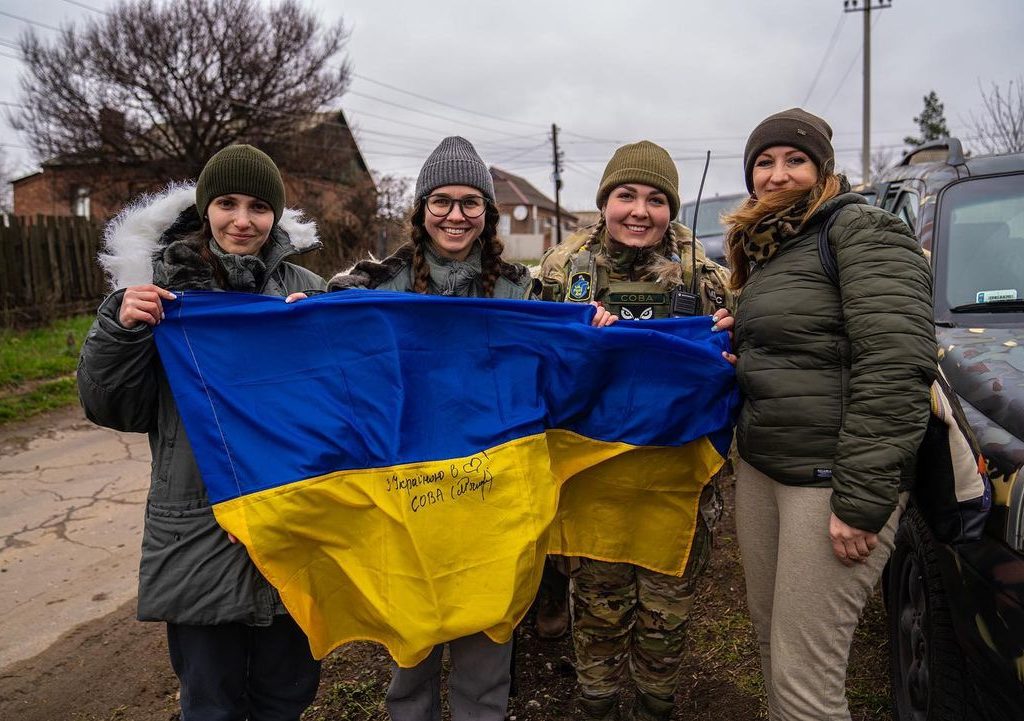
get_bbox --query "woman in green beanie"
[78,145,326,721]
[724,108,935,719]
[537,140,735,721]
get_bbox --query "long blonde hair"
[723,174,844,289]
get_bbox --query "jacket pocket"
[138,499,275,625]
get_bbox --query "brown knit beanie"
[196,145,286,225]
[596,140,680,217]
[743,108,835,193]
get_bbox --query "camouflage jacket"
[538,222,735,316]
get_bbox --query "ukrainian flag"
[153,291,737,665]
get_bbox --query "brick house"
[489,167,577,259]
[12,110,374,224]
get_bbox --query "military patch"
[568,272,593,302]
[619,305,655,321]
[608,292,668,305]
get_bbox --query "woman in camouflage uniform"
[538,141,734,721]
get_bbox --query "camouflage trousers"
[570,502,713,699]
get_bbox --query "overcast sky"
[1,0,1021,211]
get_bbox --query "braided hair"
[408,200,505,297]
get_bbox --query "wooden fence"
[0,214,385,328]
[0,216,106,327]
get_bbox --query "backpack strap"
[816,208,843,286]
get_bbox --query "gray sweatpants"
[386,632,513,721]
[735,459,904,721]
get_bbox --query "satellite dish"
[512,205,528,221]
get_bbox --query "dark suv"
[866,138,1024,720]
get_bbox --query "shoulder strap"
[817,208,843,286]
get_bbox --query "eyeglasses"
[424,194,488,218]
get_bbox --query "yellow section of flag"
[213,430,723,666]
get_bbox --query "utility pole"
[551,123,564,245]
[843,0,891,183]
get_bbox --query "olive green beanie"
[195,144,286,225]
[596,140,680,218]
[743,108,834,193]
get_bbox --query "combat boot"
[578,693,619,720]
[629,691,674,721]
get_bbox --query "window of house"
[72,186,91,218]
[499,213,511,236]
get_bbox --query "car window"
[893,191,920,233]
[938,174,1024,309]
[679,195,746,238]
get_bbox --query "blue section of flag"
[153,290,738,504]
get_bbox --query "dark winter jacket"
[733,193,936,533]
[328,241,538,300]
[77,184,326,625]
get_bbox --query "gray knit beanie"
[743,108,835,193]
[415,136,495,203]
[196,144,286,225]
[596,140,680,218]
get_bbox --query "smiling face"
[751,146,820,198]
[422,185,487,260]
[602,183,671,249]
[206,194,274,256]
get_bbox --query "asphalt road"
[0,406,150,670]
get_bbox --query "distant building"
[570,210,601,229]
[12,111,373,224]
[489,167,577,259]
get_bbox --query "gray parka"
[77,185,326,625]
[734,193,936,533]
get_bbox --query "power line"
[803,13,847,105]
[352,73,547,130]
[820,9,883,114]
[347,90,536,139]
[0,10,61,32]
[59,0,109,14]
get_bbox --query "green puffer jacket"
[77,184,326,625]
[734,193,936,533]
[327,241,538,300]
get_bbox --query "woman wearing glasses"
[328,136,610,721]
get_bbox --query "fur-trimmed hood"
[99,182,321,290]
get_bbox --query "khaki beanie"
[596,141,680,218]
[196,145,286,225]
[743,108,834,193]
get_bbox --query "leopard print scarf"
[740,196,812,264]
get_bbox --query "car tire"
[888,506,976,721]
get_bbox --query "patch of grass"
[304,677,386,721]
[0,315,93,424]
[0,315,93,388]
[0,377,80,424]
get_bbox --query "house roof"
[489,166,577,221]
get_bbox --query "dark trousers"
[166,615,321,721]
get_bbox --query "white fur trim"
[100,182,194,289]
[279,207,319,251]
[99,182,321,290]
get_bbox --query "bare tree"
[9,0,350,176]
[968,77,1024,155]
[869,147,899,182]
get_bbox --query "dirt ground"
[0,476,893,721]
